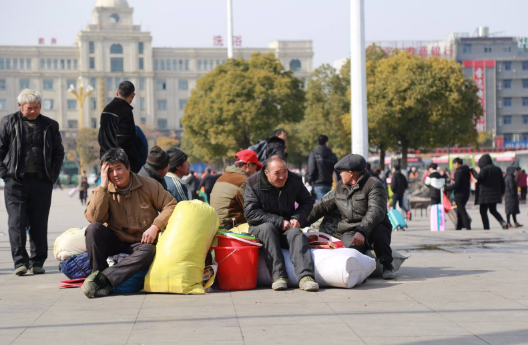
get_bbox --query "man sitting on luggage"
[82,148,177,298]
[244,155,318,291]
[306,154,396,280]
[211,149,263,229]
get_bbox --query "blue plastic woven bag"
[111,269,148,293]
[59,252,92,279]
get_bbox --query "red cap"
[235,150,263,171]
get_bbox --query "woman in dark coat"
[504,166,522,228]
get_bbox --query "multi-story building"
[0,0,313,136]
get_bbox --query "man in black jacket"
[244,155,318,291]
[306,154,395,280]
[0,89,65,275]
[248,128,287,165]
[306,135,338,200]
[444,158,472,230]
[138,146,170,190]
[390,165,410,220]
[98,81,140,172]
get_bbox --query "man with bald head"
[244,155,318,291]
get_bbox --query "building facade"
[0,0,313,136]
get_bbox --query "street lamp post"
[227,0,234,59]
[68,76,94,173]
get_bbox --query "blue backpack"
[59,252,92,279]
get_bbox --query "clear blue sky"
[1,0,527,67]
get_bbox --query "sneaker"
[30,267,45,274]
[81,271,110,298]
[514,223,524,228]
[272,278,288,291]
[94,284,111,297]
[501,222,509,230]
[382,267,396,280]
[15,265,28,276]
[299,276,319,292]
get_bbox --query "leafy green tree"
[182,53,305,161]
[76,128,100,174]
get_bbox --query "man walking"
[391,165,411,220]
[98,81,140,173]
[306,135,338,201]
[0,89,65,275]
[444,158,472,230]
[248,128,288,165]
[516,167,527,201]
[165,147,193,202]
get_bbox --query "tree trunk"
[379,146,386,171]
[401,141,409,170]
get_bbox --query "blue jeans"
[313,185,332,201]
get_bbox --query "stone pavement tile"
[141,291,233,308]
[361,335,488,345]
[48,290,145,311]
[515,300,528,307]
[458,322,528,345]
[0,312,44,345]
[403,291,509,303]
[128,321,243,343]
[481,283,528,300]
[239,324,364,345]
[136,304,239,326]
[421,299,528,322]
[315,286,414,303]
[234,302,342,326]
[230,288,325,305]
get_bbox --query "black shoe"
[382,267,396,280]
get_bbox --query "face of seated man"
[108,162,131,188]
[264,158,288,188]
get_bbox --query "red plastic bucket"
[213,246,260,291]
[216,235,260,248]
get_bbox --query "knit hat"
[146,146,169,171]
[166,146,188,170]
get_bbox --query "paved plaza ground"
[0,188,528,345]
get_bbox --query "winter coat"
[425,170,445,202]
[138,164,168,190]
[85,173,177,243]
[248,136,287,166]
[306,171,391,238]
[516,170,527,188]
[390,170,408,194]
[200,173,219,193]
[210,166,249,229]
[444,165,471,200]
[98,98,139,172]
[165,172,192,202]
[135,126,148,169]
[0,111,64,183]
[504,166,520,215]
[244,170,314,229]
[186,174,200,197]
[306,145,338,186]
[471,154,505,205]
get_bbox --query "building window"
[156,80,166,90]
[197,60,202,71]
[90,78,96,88]
[523,80,528,88]
[523,98,528,106]
[106,78,113,90]
[43,79,53,90]
[185,60,189,70]
[160,60,165,70]
[463,44,471,54]
[504,98,512,107]
[13,59,18,70]
[114,78,121,89]
[67,120,78,129]
[67,59,71,69]
[91,118,97,129]
[504,62,512,71]
[0,58,4,69]
[178,80,188,90]
[60,59,65,69]
[157,100,167,110]
[290,59,301,72]
[139,78,145,90]
[204,60,208,71]
[0,99,7,110]
[0,79,6,90]
[19,79,29,90]
[20,59,24,69]
[43,99,54,110]
[523,133,528,142]
[210,60,214,69]
[157,119,168,129]
[27,58,31,69]
[523,61,528,70]
[173,60,177,70]
[53,59,58,69]
[523,115,528,124]
[89,57,95,69]
[503,115,512,125]
[89,41,94,54]
[47,59,51,69]
[90,97,97,110]
[484,46,493,53]
[154,60,158,70]
[110,44,123,54]
[5,58,10,69]
[138,42,144,55]
[176,60,181,70]
[67,100,77,110]
[504,79,512,89]
[40,59,45,69]
[138,57,144,70]
[67,79,76,89]
[110,58,124,72]
[166,59,171,70]
[504,133,513,142]
[504,46,512,53]
[140,97,145,110]
[179,99,188,110]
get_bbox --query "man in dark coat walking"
[390,165,410,220]
[471,154,508,230]
[98,81,140,173]
[444,158,472,230]
[505,166,522,228]
[306,135,338,200]
[244,155,318,291]
[248,129,287,165]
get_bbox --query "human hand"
[351,232,365,246]
[141,225,160,244]
[290,219,301,229]
[281,220,292,231]
[100,163,110,189]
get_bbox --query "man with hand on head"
[82,148,176,298]
[244,155,318,291]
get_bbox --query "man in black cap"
[138,146,170,190]
[306,154,396,279]
[165,147,192,202]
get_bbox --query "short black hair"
[429,163,438,170]
[265,155,287,171]
[317,135,329,146]
[272,128,286,137]
[393,165,400,171]
[453,158,463,165]
[366,162,372,171]
[101,148,130,168]
[118,81,135,98]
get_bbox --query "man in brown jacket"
[81,148,176,298]
[210,150,262,229]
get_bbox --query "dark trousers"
[455,196,471,230]
[5,175,53,269]
[521,187,527,201]
[249,222,314,282]
[341,224,393,269]
[85,222,155,288]
[392,193,408,212]
[479,203,505,230]
[507,214,518,224]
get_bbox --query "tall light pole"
[350,0,369,158]
[227,0,234,58]
[68,76,94,172]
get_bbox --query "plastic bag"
[54,227,87,260]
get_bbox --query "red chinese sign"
[380,45,454,59]
[51,38,57,45]
[233,36,242,47]
[213,35,224,47]
[463,60,496,132]
[38,38,44,45]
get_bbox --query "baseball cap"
[235,149,263,171]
